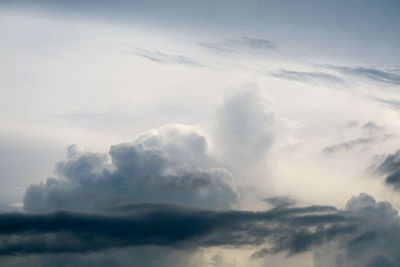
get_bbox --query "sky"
[1,1,400,266]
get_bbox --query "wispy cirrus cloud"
[113,44,203,67]
[269,70,344,86]
[327,65,400,86]
[322,134,394,154]
[198,37,277,54]
[371,97,400,110]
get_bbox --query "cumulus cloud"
[315,193,400,267]
[23,125,239,213]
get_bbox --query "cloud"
[0,246,206,267]
[327,65,400,86]
[198,37,277,54]
[263,196,296,209]
[23,125,239,213]
[3,192,400,267]
[371,97,400,110]
[113,45,203,67]
[362,121,384,135]
[0,201,354,257]
[315,193,400,267]
[270,70,344,86]
[213,90,275,171]
[322,134,394,154]
[377,149,400,191]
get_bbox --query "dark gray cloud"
[23,125,239,213]
[377,149,400,190]
[0,202,354,257]
[328,65,400,86]
[315,193,400,267]
[251,248,269,259]
[0,246,204,267]
[113,45,203,67]
[322,134,394,154]
[198,37,277,54]
[270,70,344,86]
[263,196,296,209]
[2,192,400,267]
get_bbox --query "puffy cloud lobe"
[23,125,239,213]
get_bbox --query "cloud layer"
[3,193,400,267]
[0,201,352,256]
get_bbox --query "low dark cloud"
[322,134,394,154]
[0,202,354,257]
[328,65,400,86]
[270,70,344,86]
[198,37,277,54]
[2,192,400,267]
[113,45,203,67]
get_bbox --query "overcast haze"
[1,1,400,266]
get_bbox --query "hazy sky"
[1,1,400,266]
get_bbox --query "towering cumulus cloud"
[213,90,275,179]
[23,125,239,213]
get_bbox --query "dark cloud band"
[0,202,354,256]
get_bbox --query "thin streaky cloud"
[327,65,400,86]
[113,44,204,67]
[371,97,400,110]
[270,70,345,86]
[198,37,277,54]
[322,134,395,154]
